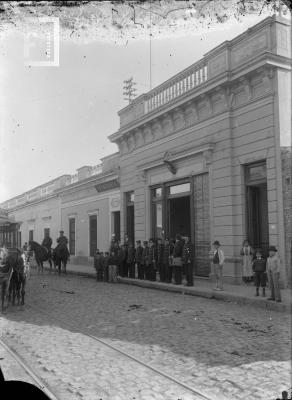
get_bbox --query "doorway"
[168,196,191,239]
[246,183,269,253]
[89,215,97,257]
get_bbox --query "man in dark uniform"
[156,238,164,282]
[127,242,136,278]
[162,237,171,283]
[182,236,194,286]
[135,240,143,280]
[56,230,70,258]
[141,241,149,280]
[173,234,184,284]
[148,239,156,281]
[42,232,52,253]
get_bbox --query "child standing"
[210,241,225,291]
[267,246,282,302]
[252,249,266,297]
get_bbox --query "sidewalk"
[40,261,291,313]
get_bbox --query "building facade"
[1,15,291,285]
[1,154,121,265]
[109,15,291,285]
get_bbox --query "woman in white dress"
[240,240,254,283]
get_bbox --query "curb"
[42,265,290,313]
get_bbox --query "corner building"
[109,16,291,285]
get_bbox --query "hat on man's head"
[143,240,148,244]
[213,240,220,246]
[268,245,278,252]
[136,240,141,244]
[60,230,64,233]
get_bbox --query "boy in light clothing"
[267,246,281,302]
[210,240,225,291]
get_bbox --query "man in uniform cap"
[56,230,70,258]
[141,241,149,280]
[182,236,194,286]
[135,240,143,279]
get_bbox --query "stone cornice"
[137,141,215,172]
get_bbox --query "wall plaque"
[95,179,119,193]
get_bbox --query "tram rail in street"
[0,337,60,400]
[26,302,214,400]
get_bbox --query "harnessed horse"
[0,248,24,311]
[8,251,29,307]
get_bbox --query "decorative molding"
[143,125,153,144]
[42,216,52,221]
[237,149,268,165]
[136,169,147,183]
[239,77,252,101]
[163,151,177,175]
[110,197,120,208]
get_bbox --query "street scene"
[0,1,292,399]
[0,268,291,400]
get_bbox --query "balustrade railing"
[89,164,103,176]
[145,64,208,114]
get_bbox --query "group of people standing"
[93,234,195,286]
[240,239,282,302]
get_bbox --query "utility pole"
[123,77,137,103]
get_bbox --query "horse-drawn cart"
[0,208,21,249]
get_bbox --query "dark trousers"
[96,268,103,281]
[159,263,166,282]
[128,262,135,278]
[122,261,129,277]
[145,265,151,280]
[185,263,194,286]
[174,266,182,284]
[151,264,156,281]
[254,271,266,287]
[139,263,145,280]
[103,266,109,282]
[166,265,172,283]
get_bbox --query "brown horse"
[28,241,54,273]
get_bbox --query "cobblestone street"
[0,272,291,400]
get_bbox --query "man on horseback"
[56,230,70,259]
[41,232,52,258]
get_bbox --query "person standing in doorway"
[182,236,194,286]
[210,241,225,291]
[240,239,254,283]
[267,246,282,302]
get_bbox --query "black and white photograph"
[0,1,291,399]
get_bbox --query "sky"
[0,1,280,203]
